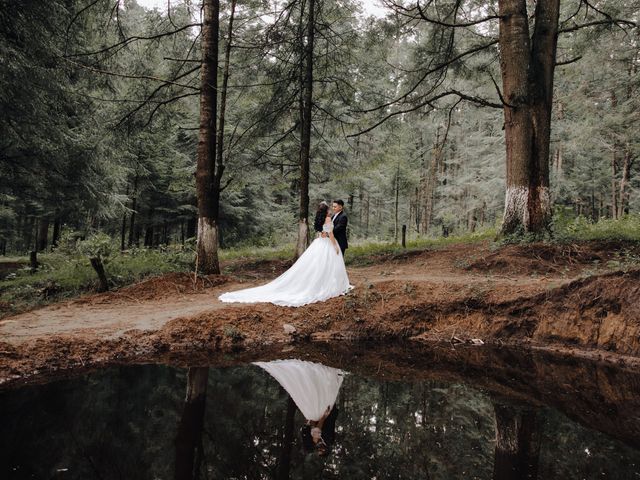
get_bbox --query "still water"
[1,349,640,480]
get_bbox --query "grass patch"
[555,214,640,243]
[219,244,293,262]
[0,229,495,316]
[345,228,496,265]
[0,247,193,317]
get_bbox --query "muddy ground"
[1,240,639,386]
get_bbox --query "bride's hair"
[313,202,329,232]
[301,407,338,457]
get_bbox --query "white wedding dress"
[253,359,345,421]
[218,222,352,307]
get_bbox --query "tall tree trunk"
[422,141,442,234]
[121,185,129,252]
[295,0,315,259]
[128,171,138,247]
[394,162,400,243]
[365,191,370,237]
[144,225,154,247]
[121,212,127,251]
[174,367,209,480]
[36,217,49,252]
[618,147,633,218]
[209,0,237,253]
[499,0,558,236]
[611,146,618,219]
[51,217,61,248]
[195,0,221,274]
[23,215,35,252]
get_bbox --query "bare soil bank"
[1,240,639,384]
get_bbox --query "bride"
[218,201,352,307]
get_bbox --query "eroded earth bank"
[1,240,639,386]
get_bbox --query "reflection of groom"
[331,200,348,256]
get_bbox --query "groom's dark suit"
[332,211,348,255]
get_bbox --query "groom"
[331,199,348,255]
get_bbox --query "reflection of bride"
[254,359,345,456]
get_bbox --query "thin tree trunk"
[144,225,154,247]
[23,215,35,252]
[618,148,634,217]
[295,0,315,259]
[210,0,237,254]
[163,219,169,245]
[128,172,138,247]
[121,213,127,251]
[37,217,49,252]
[611,147,618,219]
[498,0,558,236]
[394,162,400,243]
[422,141,442,234]
[195,0,221,274]
[365,191,370,237]
[52,217,61,248]
[121,183,129,251]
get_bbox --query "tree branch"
[349,90,501,137]
[555,55,583,66]
[65,23,200,57]
[560,18,636,34]
[355,39,498,114]
[415,0,502,27]
[63,58,200,90]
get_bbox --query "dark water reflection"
[1,351,640,479]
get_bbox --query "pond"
[1,345,640,479]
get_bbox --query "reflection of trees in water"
[198,368,496,478]
[276,396,296,480]
[491,402,540,480]
[0,365,185,479]
[2,363,640,479]
[174,367,209,480]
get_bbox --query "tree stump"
[89,256,109,292]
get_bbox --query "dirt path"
[0,243,559,345]
[1,240,639,384]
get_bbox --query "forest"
[2,3,640,477]
[1,0,638,275]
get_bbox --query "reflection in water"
[276,396,296,480]
[254,360,345,457]
[1,354,640,479]
[492,403,540,480]
[174,367,209,480]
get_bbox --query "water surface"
[1,348,640,479]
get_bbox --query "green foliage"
[0,0,638,259]
[556,214,640,242]
[0,247,193,317]
[77,233,115,261]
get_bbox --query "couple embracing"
[219,200,352,307]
